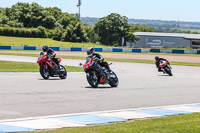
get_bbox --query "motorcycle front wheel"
[40,66,50,79]
[59,65,67,79]
[86,70,99,88]
[108,71,119,87]
[164,67,173,76]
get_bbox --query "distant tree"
[37,26,47,38]
[94,13,139,46]
[0,16,9,24]
[46,7,62,21]
[6,2,44,27]
[58,16,70,29]
[61,22,86,42]
[42,16,56,29]
[131,24,155,32]
[51,27,64,40]
[0,2,90,43]
[83,23,99,43]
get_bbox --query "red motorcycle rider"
[42,45,60,69]
[87,47,111,73]
[81,47,118,88]
[155,56,170,72]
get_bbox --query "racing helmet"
[87,47,95,57]
[42,45,49,52]
[155,56,159,61]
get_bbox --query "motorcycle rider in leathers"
[42,45,60,69]
[86,47,111,73]
[155,56,170,72]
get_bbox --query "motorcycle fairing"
[100,77,105,84]
[92,64,105,78]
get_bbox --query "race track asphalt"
[0,55,200,120]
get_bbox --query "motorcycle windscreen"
[39,52,45,57]
[86,57,92,63]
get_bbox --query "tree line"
[83,17,200,34]
[0,2,155,46]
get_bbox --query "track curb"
[0,103,200,132]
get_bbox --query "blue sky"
[1,0,200,22]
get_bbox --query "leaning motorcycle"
[159,60,173,76]
[80,56,119,88]
[37,52,67,79]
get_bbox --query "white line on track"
[0,102,199,123]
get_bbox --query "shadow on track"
[157,75,173,77]
[38,78,62,80]
[85,86,113,89]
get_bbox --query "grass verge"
[0,52,39,57]
[105,58,200,67]
[116,52,200,57]
[1,52,200,67]
[27,113,200,133]
[0,61,83,72]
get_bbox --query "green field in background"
[0,52,200,67]
[0,61,83,72]
[1,35,200,50]
[0,36,110,48]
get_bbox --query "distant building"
[128,32,200,48]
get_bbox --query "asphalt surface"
[0,55,83,67]
[0,55,200,120]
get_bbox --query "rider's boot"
[158,67,163,73]
[57,63,61,69]
[55,58,61,70]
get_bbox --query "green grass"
[0,36,110,48]
[105,58,200,67]
[116,52,200,57]
[0,52,39,57]
[1,52,200,67]
[62,56,200,67]
[0,61,83,72]
[27,113,200,133]
[1,35,200,50]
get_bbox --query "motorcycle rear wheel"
[40,66,49,79]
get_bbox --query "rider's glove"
[99,59,103,63]
[50,53,56,58]
[93,58,98,62]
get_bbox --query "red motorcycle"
[159,60,173,76]
[37,52,67,79]
[80,56,119,88]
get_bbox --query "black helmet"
[155,56,159,60]
[87,47,95,57]
[42,45,48,52]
